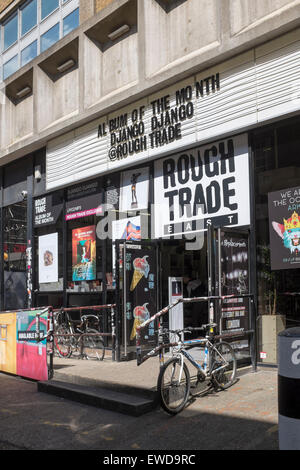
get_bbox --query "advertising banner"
[268,186,300,270]
[38,233,58,284]
[124,247,157,349]
[16,310,48,381]
[154,134,250,238]
[72,225,96,281]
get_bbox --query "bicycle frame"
[174,338,230,384]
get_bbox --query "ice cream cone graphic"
[130,303,149,340]
[130,256,150,291]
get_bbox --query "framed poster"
[72,226,96,281]
[268,186,300,270]
[120,167,149,212]
[38,233,58,284]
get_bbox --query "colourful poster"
[16,310,48,381]
[72,225,96,281]
[268,186,300,270]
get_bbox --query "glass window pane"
[40,23,59,52]
[41,0,59,20]
[21,0,37,36]
[4,14,18,50]
[3,55,18,79]
[21,40,37,66]
[63,8,79,37]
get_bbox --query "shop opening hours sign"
[154,133,250,238]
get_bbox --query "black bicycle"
[54,310,105,360]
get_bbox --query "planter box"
[257,315,286,364]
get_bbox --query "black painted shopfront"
[0,116,299,364]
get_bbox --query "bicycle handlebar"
[160,323,217,338]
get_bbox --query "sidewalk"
[0,358,279,450]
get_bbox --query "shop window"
[34,191,64,306]
[254,119,300,329]
[3,202,27,310]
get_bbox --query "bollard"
[278,327,300,450]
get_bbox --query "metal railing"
[136,294,255,366]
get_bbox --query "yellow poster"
[0,313,17,375]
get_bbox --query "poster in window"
[38,233,58,284]
[72,226,96,281]
[120,167,149,212]
[124,247,157,350]
[268,186,300,270]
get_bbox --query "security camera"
[21,190,28,199]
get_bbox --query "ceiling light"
[108,24,130,41]
[57,59,75,73]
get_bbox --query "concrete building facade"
[0,0,300,365]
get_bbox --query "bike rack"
[136,294,256,368]
[52,304,117,362]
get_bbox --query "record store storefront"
[1,31,300,365]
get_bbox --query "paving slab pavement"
[0,364,279,451]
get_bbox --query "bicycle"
[157,323,237,415]
[54,310,105,361]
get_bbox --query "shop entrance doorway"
[115,226,255,366]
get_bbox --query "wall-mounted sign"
[66,180,103,221]
[154,133,250,238]
[268,186,300,270]
[34,195,62,227]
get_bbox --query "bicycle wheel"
[54,325,72,358]
[210,341,237,390]
[157,357,190,415]
[82,328,105,361]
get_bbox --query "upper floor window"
[0,0,80,81]
[3,14,18,50]
[41,23,59,52]
[63,8,79,37]
[21,40,38,66]
[41,0,59,20]
[21,0,38,36]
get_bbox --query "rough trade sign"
[154,133,250,238]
